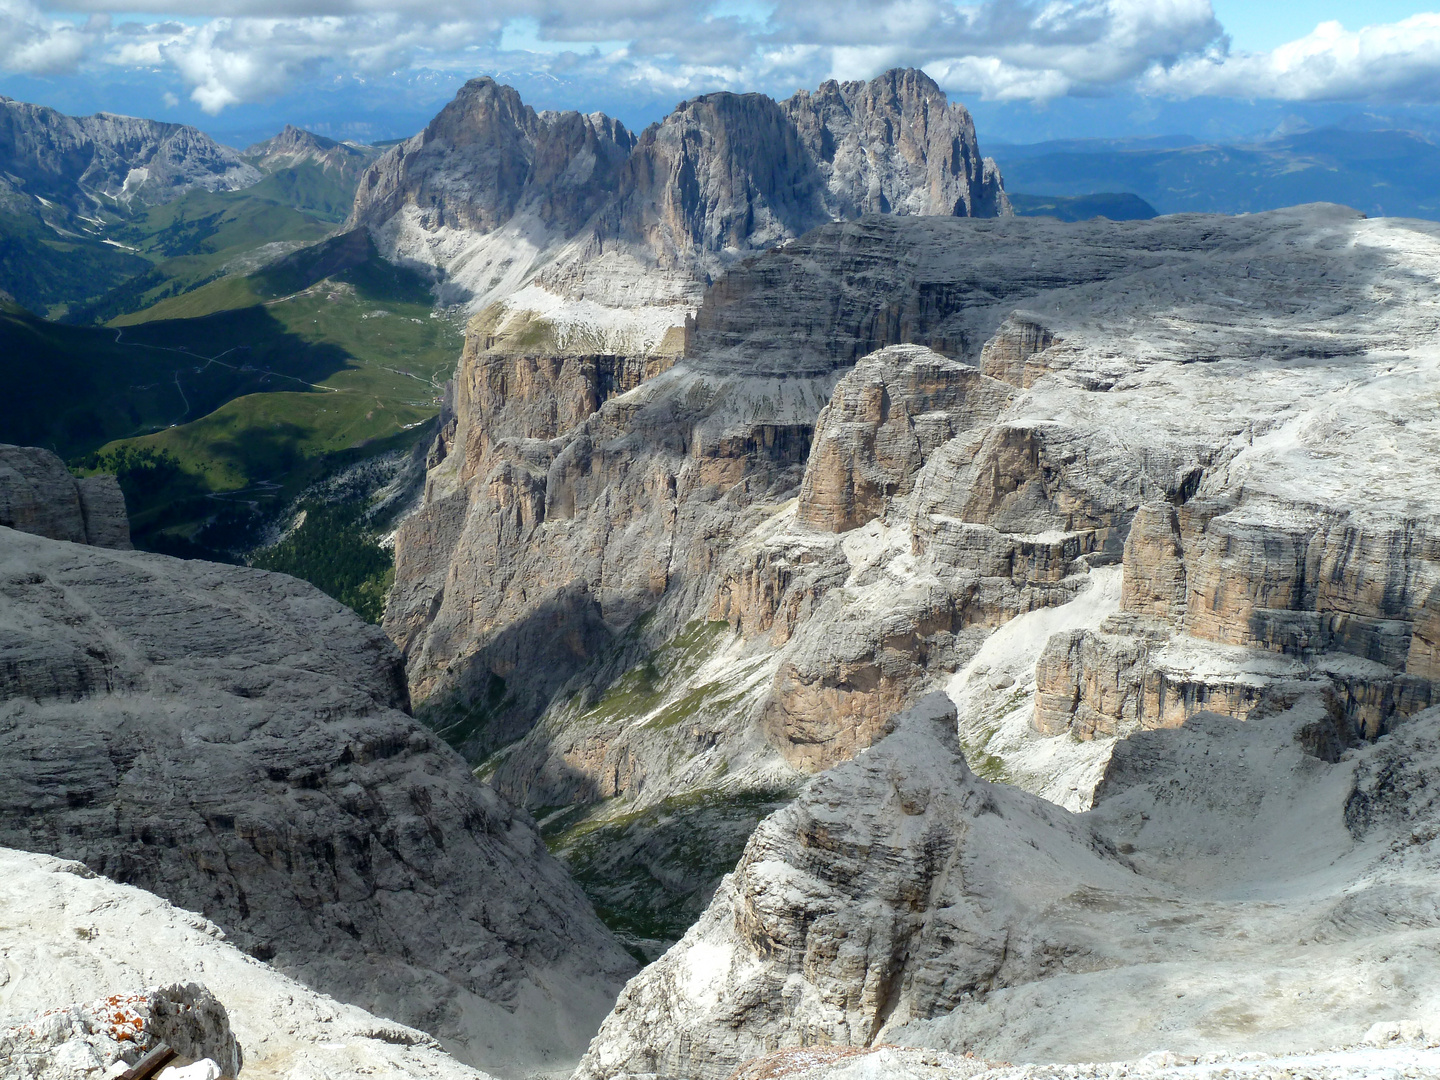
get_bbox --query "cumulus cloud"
[5,0,1230,109]
[1144,14,1440,102]
[0,0,96,74]
[18,0,1440,116]
[101,12,495,112]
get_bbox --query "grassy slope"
[0,205,152,319]
[2,154,459,624]
[72,185,334,324]
[0,157,364,323]
[5,224,459,554]
[93,242,460,543]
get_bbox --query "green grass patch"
[0,207,151,319]
[542,786,796,949]
[427,677,516,752]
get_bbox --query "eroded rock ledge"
[0,524,634,1077]
[576,695,1440,1078]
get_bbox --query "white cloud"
[1144,14,1440,102]
[101,13,493,113]
[0,0,96,74]
[3,0,1230,109]
[20,0,1440,116]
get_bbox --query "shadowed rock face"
[0,525,635,1078]
[0,444,129,549]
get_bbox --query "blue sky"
[1213,2,1425,49]
[4,1,1440,145]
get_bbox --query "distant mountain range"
[993,126,1440,220]
[350,70,1010,326]
[0,101,381,319]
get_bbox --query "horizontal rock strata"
[0,524,634,1077]
[389,203,1440,955]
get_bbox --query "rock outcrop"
[0,522,634,1077]
[723,1044,1440,1080]
[0,98,259,214]
[0,444,129,549]
[348,68,1009,349]
[0,846,492,1080]
[576,696,1440,1078]
[382,203,1440,960]
[1,982,243,1080]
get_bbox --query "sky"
[4,1,1440,146]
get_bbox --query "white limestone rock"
[576,695,1440,1078]
[0,846,491,1080]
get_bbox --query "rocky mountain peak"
[783,67,1006,218]
[348,67,1008,324]
[245,122,377,175]
[246,123,338,156]
[0,97,259,212]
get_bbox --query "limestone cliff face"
[1034,497,1438,745]
[0,444,130,549]
[783,69,1010,220]
[0,524,634,1077]
[352,79,635,240]
[389,204,1440,953]
[795,345,1014,533]
[348,68,1008,327]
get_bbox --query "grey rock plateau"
[0,515,635,1076]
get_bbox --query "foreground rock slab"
[0,847,489,1080]
[728,1043,1440,1080]
[0,525,635,1077]
[1,982,242,1080]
